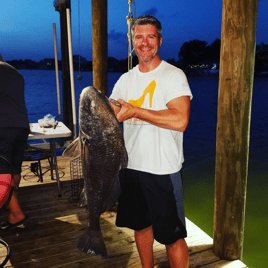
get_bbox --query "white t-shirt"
[110,60,193,175]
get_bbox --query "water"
[20,69,122,124]
[20,69,268,267]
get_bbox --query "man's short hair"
[131,15,162,38]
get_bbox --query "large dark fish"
[63,86,128,258]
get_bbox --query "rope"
[126,0,136,70]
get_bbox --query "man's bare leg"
[135,226,155,268]
[166,238,189,268]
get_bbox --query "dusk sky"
[1,0,268,62]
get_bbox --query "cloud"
[142,7,158,16]
[108,30,128,45]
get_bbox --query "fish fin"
[62,137,81,158]
[77,187,87,207]
[105,179,121,211]
[121,149,128,169]
[77,228,108,258]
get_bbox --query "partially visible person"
[109,15,192,268]
[0,54,29,230]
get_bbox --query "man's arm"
[116,96,191,132]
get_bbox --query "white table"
[28,122,72,196]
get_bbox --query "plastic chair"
[0,155,14,267]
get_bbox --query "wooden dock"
[0,156,248,267]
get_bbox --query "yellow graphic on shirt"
[128,80,156,108]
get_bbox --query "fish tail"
[77,228,108,258]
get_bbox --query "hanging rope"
[126,0,136,70]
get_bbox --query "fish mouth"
[109,99,122,108]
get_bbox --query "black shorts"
[0,127,29,174]
[116,169,187,245]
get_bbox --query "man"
[0,55,29,230]
[109,15,193,268]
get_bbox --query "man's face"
[132,24,162,63]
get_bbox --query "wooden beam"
[92,0,108,95]
[54,0,74,135]
[213,0,258,261]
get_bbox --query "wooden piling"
[54,0,74,135]
[92,0,108,95]
[213,0,259,261]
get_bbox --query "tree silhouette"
[178,39,208,65]
[208,38,221,60]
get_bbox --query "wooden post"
[92,0,108,95]
[213,0,258,261]
[54,0,74,134]
[66,8,77,139]
[53,23,62,122]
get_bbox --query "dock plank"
[201,260,248,268]
[0,156,248,267]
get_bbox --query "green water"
[183,159,268,268]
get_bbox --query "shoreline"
[17,67,268,78]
